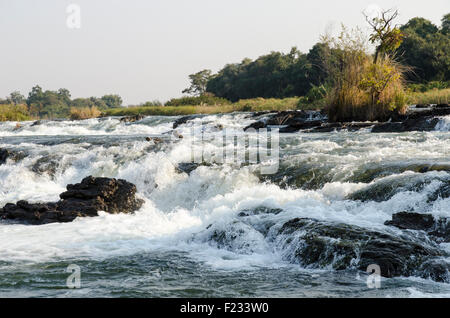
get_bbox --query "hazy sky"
[0,0,448,105]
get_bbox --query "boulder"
[0,148,25,165]
[385,212,450,242]
[173,115,201,129]
[0,176,144,225]
[120,114,144,123]
[277,218,445,280]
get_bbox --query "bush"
[0,104,31,121]
[324,27,408,122]
[165,94,230,106]
[69,106,102,120]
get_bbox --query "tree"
[182,70,212,96]
[8,91,25,105]
[397,14,450,82]
[101,94,123,108]
[364,9,404,63]
[442,13,450,35]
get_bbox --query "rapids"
[0,113,449,297]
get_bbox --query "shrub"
[165,94,230,106]
[0,104,31,121]
[69,106,102,120]
[324,26,408,122]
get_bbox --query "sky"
[0,0,449,105]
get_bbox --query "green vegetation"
[0,104,32,121]
[165,93,230,106]
[407,88,450,105]
[1,11,448,122]
[69,106,102,120]
[0,86,123,121]
[325,10,408,121]
[186,11,449,115]
[105,97,302,117]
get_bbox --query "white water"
[0,113,449,296]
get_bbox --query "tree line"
[0,86,123,118]
[183,13,449,102]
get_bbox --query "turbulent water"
[0,113,449,298]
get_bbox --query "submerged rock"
[172,115,202,129]
[120,114,145,123]
[276,218,444,280]
[0,148,26,165]
[0,176,144,225]
[385,212,450,242]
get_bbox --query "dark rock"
[278,218,443,280]
[31,120,42,126]
[238,207,283,217]
[435,103,450,108]
[120,114,144,123]
[385,212,450,242]
[385,212,435,231]
[175,162,212,175]
[0,148,25,165]
[173,115,200,129]
[415,104,431,108]
[0,176,144,225]
[31,156,60,177]
[244,121,267,131]
[145,137,164,144]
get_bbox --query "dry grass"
[69,106,102,120]
[0,104,32,121]
[407,88,450,105]
[105,97,301,117]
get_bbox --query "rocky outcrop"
[0,176,144,225]
[277,218,445,280]
[173,115,203,129]
[120,114,145,123]
[242,105,449,133]
[385,212,450,242]
[0,148,25,165]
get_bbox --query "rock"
[415,104,431,109]
[385,212,450,242]
[31,156,60,177]
[31,120,42,126]
[277,218,444,280]
[0,148,25,165]
[120,114,144,123]
[173,115,201,129]
[145,137,164,144]
[243,121,267,131]
[0,176,144,225]
[435,103,450,108]
[385,212,435,231]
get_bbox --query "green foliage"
[182,70,213,96]
[407,81,449,92]
[165,94,230,106]
[141,100,163,107]
[71,97,108,110]
[397,14,450,82]
[325,23,408,122]
[101,94,123,108]
[0,104,31,121]
[8,91,25,105]
[206,48,318,101]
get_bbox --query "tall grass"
[69,106,102,120]
[0,104,32,121]
[105,97,301,116]
[407,88,450,105]
[324,27,408,122]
